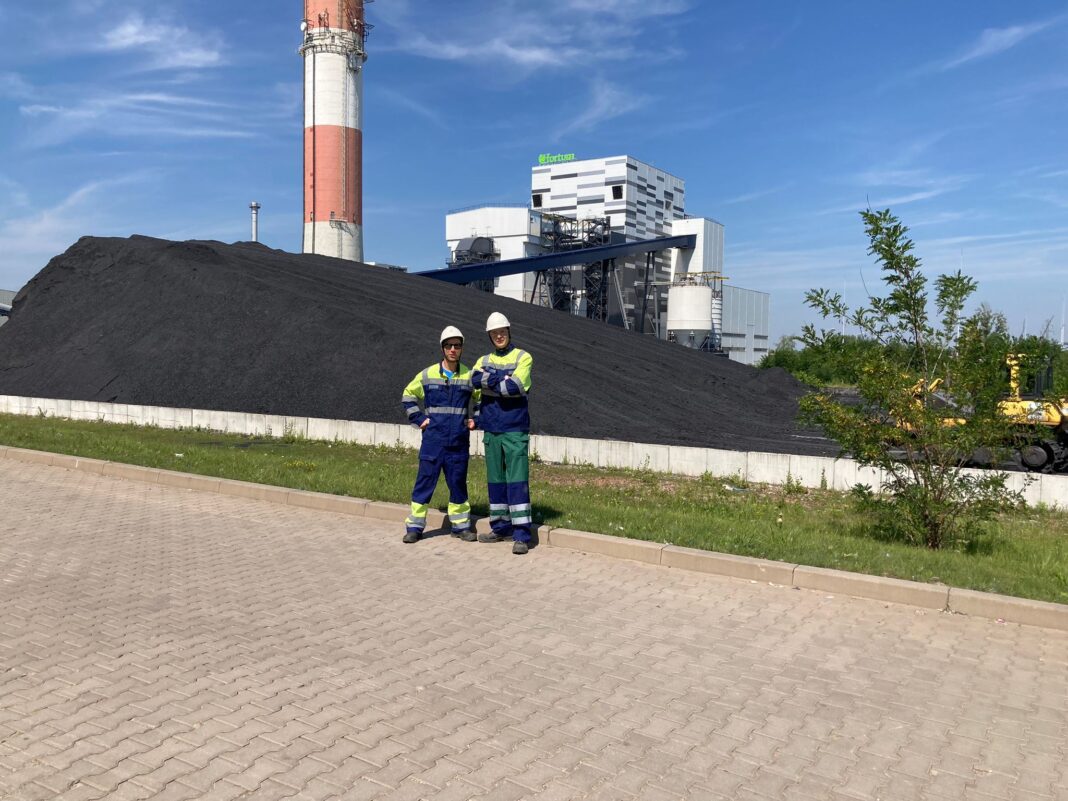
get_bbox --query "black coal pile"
[0,236,834,455]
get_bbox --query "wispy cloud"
[721,183,792,205]
[565,0,692,18]
[95,13,224,70]
[0,177,30,216]
[0,173,154,284]
[394,32,575,68]
[15,91,254,148]
[0,72,33,100]
[923,227,1068,249]
[1017,190,1068,210]
[908,210,972,227]
[552,80,647,139]
[818,174,970,216]
[378,0,690,70]
[854,168,941,187]
[375,88,448,129]
[939,17,1061,71]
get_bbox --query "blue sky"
[1,0,1066,342]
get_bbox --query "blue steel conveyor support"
[417,234,697,285]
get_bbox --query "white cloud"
[818,182,969,216]
[721,183,792,205]
[854,168,941,187]
[96,13,224,69]
[908,210,972,227]
[389,30,580,68]
[0,173,153,287]
[1016,190,1068,210]
[0,177,30,215]
[727,226,1068,340]
[818,167,971,216]
[0,72,33,100]
[565,0,691,18]
[378,0,689,70]
[935,15,1064,72]
[376,88,448,129]
[15,91,253,148]
[552,80,647,139]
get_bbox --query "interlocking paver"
[1,459,1067,800]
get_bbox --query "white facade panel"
[530,155,686,330]
[444,206,545,302]
[667,217,724,280]
[445,207,535,242]
[720,285,770,366]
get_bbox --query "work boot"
[457,530,477,542]
[512,541,529,555]
[402,530,422,544]
[478,531,508,543]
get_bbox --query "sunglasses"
[443,342,463,350]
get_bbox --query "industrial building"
[444,156,769,364]
[289,2,768,364]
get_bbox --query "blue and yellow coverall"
[401,363,480,535]
[471,345,533,543]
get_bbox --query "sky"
[0,0,1066,343]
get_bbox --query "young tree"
[799,209,1024,549]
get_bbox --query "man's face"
[489,328,510,349]
[442,339,463,361]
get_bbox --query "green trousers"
[484,431,532,542]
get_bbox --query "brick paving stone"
[1,458,1067,801]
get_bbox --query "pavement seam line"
[7,445,1067,632]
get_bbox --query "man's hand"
[420,418,430,430]
[466,419,475,430]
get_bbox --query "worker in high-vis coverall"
[471,312,534,555]
[400,326,480,544]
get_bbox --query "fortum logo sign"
[538,153,576,165]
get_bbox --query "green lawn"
[2,413,1067,604]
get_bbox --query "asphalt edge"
[7,445,1067,633]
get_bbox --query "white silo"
[666,217,725,349]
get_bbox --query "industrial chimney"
[249,201,261,242]
[300,1,369,262]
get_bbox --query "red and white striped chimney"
[301,1,368,261]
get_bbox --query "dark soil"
[0,236,836,456]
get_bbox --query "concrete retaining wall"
[2,394,1065,509]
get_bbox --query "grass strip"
[2,413,1066,605]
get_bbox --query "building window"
[611,185,623,200]
[532,193,542,208]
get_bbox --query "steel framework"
[529,214,614,319]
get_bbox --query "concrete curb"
[6,446,1068,632]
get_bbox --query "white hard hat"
[440,325,464,345]
[485,312,511,332]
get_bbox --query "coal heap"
[0,236,833,455]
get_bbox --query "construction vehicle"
[997,355,1068,473]
[894,355,1068,473]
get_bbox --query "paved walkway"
[0,461,1066,801]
